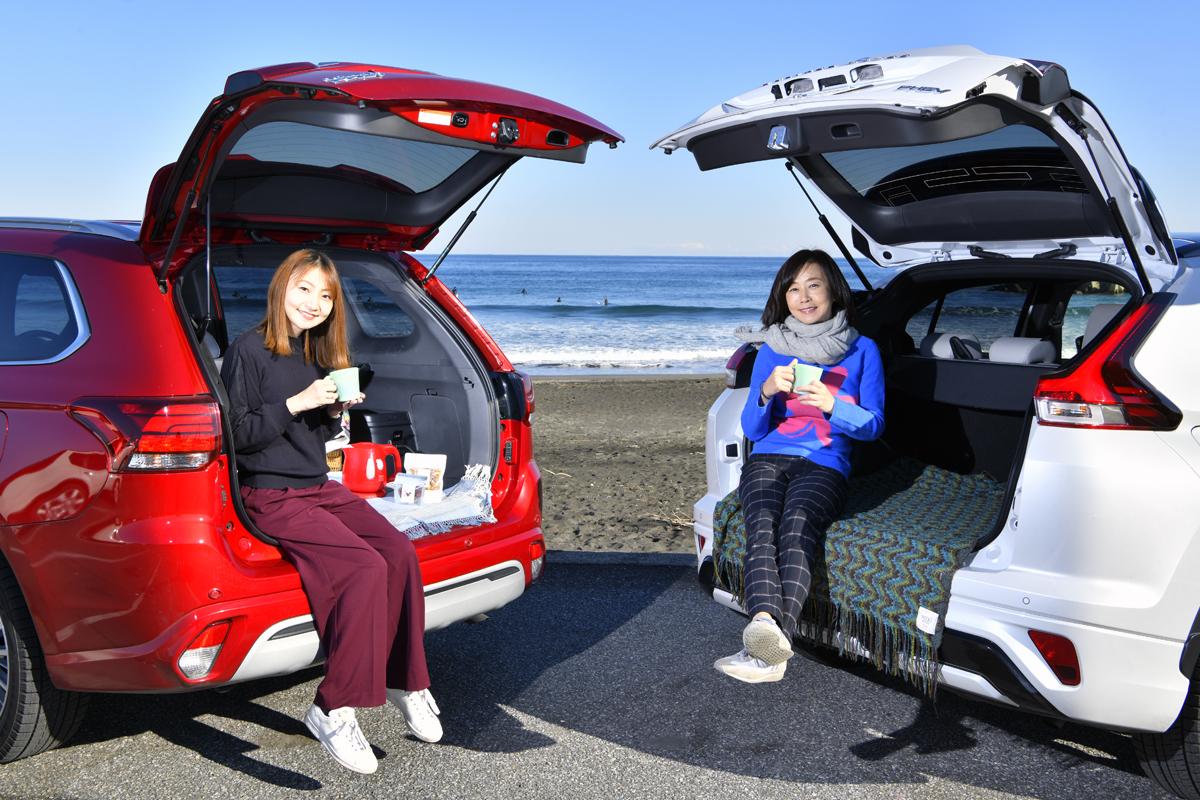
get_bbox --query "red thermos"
[340,443,402,495]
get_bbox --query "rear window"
[229,121,476,194]
[214,266,416,343]
[822,124,1086,207]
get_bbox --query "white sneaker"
[303,704,378,774]
[714,648,787,683]
[387,688,443,743]
[742,616,793,665]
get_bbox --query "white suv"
[654,46,1200,798]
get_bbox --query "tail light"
[518,369,535,418]
[178,620,230,680]
[725,343,757,389]
[1034,295,1180,430]
[1028,629,1081,686]
[529,539,546,582]
[71,396,222,471]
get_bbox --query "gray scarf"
[735,310,859,365]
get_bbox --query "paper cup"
[328,367,360,402]
[793,363,823,390]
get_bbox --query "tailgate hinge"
[1098,245,1126,265]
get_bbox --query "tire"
[1135,673,1200,799]
[0,562,89,763]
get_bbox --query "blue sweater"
[741,338,885,476]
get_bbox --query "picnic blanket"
[712,458,1005,692]
[363,463,496,539]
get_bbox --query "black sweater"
[221,329,341,488]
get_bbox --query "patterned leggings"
[738,453,848,639]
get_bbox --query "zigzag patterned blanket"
[712,458,1005,692]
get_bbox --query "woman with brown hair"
[220,249,441,774]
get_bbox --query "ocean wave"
[469,303,760,318]
[508,346,735,369]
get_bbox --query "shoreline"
[531,372,724,383]
[530,374,725,553]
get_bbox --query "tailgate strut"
[1055,103,1152,294]
[421,167,510,287]
[786,162,872,291]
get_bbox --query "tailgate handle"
[830,123,862,140]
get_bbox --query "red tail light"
[725,343,757,389]
[1034,295,1180,430]
[518,369,535,418]
[71,396,222,471]
[1028,629,1081,686]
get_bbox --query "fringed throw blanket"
[712,458,1005,692]
[366,464,497,539]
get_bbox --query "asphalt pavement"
[0,553,1172,799]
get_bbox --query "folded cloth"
[365,464,496,539]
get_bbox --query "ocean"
[417,254,1125,374]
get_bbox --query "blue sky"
[4,1,1198,256]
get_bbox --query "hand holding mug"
[795,377,835,413]
[761,359,798,401]
[288,378,339,414]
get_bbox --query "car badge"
[322,71,384,85]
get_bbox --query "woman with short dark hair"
[716,249,885,683]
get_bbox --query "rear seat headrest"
[1081,303,1124,349]
[988,337,1056,365]
[920,332,982,360]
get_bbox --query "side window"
[1061,281,1130,359]
[344,278,416,338]
[0,254,86,364]
[907,283,1030,356]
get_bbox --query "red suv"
[0,62,620,762]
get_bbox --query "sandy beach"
[531,374,726,553]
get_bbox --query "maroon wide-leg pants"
[241,480,430,712]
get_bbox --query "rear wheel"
[1135,672,1200,799]
[0,563,88,762]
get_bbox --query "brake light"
[71,396,222,471]
[178,620,230,680]
[518,369,535,418]
[725,343,757,389]
[1034,295,1180,430]
[1028,629,1081,686]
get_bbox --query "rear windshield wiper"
[1033,243,1078,260]
[968,245,1011,260]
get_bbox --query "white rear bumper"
[229,559,527,684]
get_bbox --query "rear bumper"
[228,559,528,685]
[46,529,543,693]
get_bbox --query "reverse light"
[1034,295,1180,430]
[71,397,222,471]
[178,620,231,680]
[1028,629,1081,686]
[529,540,546,582]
